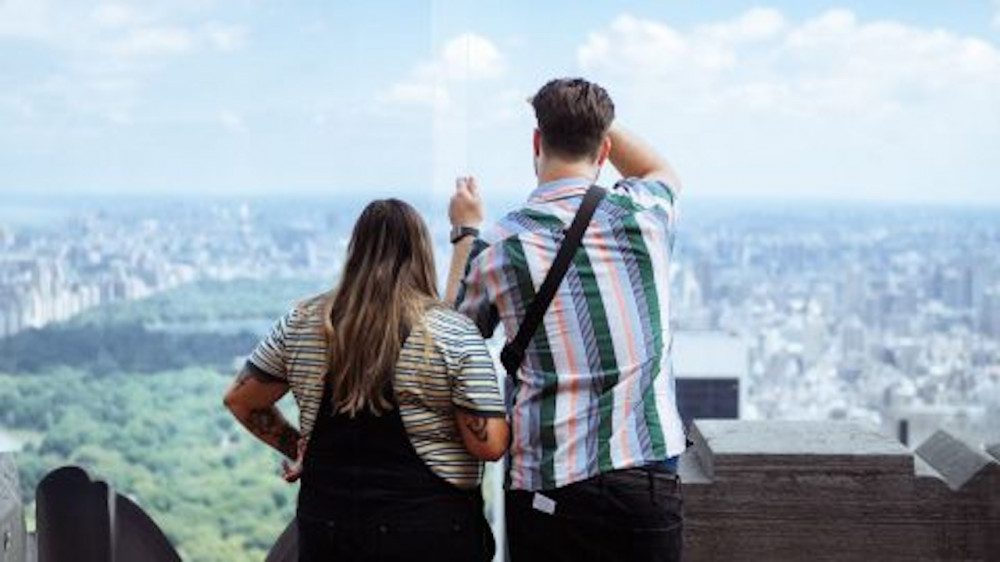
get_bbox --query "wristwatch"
[450,225,480,244]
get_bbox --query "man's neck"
[536,160,598,186]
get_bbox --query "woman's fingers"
[281,440,306,483]
[281,459,303,482]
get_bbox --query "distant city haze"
[1,1,998,203]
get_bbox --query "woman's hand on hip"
[281,439,307,483]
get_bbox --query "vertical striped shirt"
[248,296,506,489]
[456,176,687,491]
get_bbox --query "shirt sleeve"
[247,310,294,380]
[455,238,501,339]
[615,177,679,224]
[448,316,506,417]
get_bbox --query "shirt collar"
[527,176,592,203]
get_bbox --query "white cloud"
[437,32,506,81]
[581,10,1000,114]
[704,7,788,42]
[579,9,788,77]
[377,32,519,199]
[0,1,250,126]
[383,32,506,108]
[577,9,1000,202]
[0,1,247,57]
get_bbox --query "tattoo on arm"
[247,407,301,459]
[228,365,298,458]
[276,425,300,460]
[248,408,278,434]
[465,416,489,443]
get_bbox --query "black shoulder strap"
[500,185,606,376]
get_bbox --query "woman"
[223,199,509,561]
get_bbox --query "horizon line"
[2,191,999,210]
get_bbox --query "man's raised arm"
[445,176,484,306]
[607,123,683,195]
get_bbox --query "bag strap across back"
[500,184,607,376]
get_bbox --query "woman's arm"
[455,408,510,462]
[223,363,300,461]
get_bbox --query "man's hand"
[445,176,484,305]
[449,176,484,227]
[608,123,683,194]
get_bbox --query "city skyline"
[2,198,997,440]
[1,1,999,203]
[2,185,997,561]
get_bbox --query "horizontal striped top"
[456,177,687,491]
[248,295,506,489]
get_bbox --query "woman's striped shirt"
[247,297,506,489]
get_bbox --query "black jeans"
[297,493,494,562]
[506,467,683,562]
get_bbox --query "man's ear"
[596,135,612,167]
[533,129,542,158]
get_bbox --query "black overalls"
[296,380,494,561]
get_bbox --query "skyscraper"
[672,331,748,428]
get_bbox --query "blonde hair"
[320,199,438,416]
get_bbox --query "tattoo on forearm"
[248,407,278,434]
[277,425,300,460]
[247,407,301,459]
[466,416,489,443]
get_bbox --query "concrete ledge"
[689,420,913,480]
[985,443,1000,463]
[681,421,1000,562]
[915,431,998,491]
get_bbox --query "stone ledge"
[681,421,1000,562]
[986,443,1000,463]
[915,430,999,491]
[689,420,914,481]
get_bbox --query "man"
[445,77,687,561]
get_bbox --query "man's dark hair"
[531,78,615,161]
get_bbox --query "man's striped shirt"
[456,176,686,491]
[248,298,506,489]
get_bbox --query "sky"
[0,0,998,205]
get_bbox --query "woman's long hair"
[321,199,439,416]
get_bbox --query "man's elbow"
[645,168,683,194]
